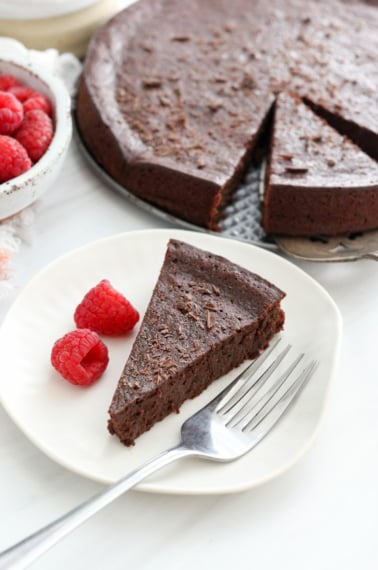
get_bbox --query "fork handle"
[0,444,194,570]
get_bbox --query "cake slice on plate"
[262,92,378,237]
[108,239,285,445]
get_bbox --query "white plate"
[0,229,342,495]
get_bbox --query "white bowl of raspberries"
[0,54,72,219]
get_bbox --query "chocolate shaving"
[285,165,309,174]
[141,44,153,53]
[159,95,170,107]
[224,21,236,32]
[160,357,177,369]
[171,35,190,42]
[240,72,256,90]
[206,310,216,329]
[142,78,162,88]
[177,298,192,313]
[194,283,211,294]
[208,100,223,112]
[197,158,206,169]
[188,311,199,321]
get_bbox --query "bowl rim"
[0,54,72,196]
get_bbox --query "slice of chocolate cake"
[262,92,378,236]
[108,239,285,445]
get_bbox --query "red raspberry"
[15,109,54,162]
[74,279,140,335]
[0,91,24,135]
[51,329,109,386]
[0,75,20,91]
[8,86,36,102]
[0,135,32,182]
[9,86,52,116]
[23,95,52,116]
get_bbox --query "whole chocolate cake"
[108,239,285,445]
[263,92,378,236]
[76,0,378,236]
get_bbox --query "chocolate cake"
[76,0,378,236]
[108,239,285,445]
[263,93,378,236]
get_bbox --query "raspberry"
[8,86,36,102]
[0,135,32,182]
[15,109,53,162]
[51,329,109,386]
[23,95,52,116]
[9,86,52,116]
[0,75,20,91]
[0,91,24,135]
[74,279,140,335]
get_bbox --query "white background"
[0,0,378,565]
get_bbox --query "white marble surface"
[0,131,378,570]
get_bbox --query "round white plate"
[0,229,342,495]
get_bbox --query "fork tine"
[215,335,282,412]
[227,353,305,429]
[218,343,291,422]
[242,359,318,436]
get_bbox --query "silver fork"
[0,338,317,570]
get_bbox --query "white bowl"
[0,54,72,220]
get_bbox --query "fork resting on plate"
[0,336,317,570]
